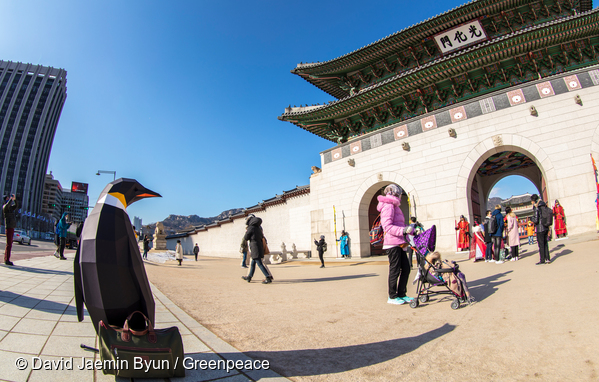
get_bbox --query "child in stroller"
[410,226,474,309]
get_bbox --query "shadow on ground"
[0,291,73,314]
[2,265,72,276]
[465,271,512,302]
[273,273,378,284]
[241,323,455,377]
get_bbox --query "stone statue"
[153,222,167,250]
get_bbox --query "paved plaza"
[1,233,598,381]
[0,251,286,382]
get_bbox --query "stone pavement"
[0,256,288,382]
[145,232,599,381]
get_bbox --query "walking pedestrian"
[175,239,183,266]
[337,231,349,259]
[54,212,70,260]
[142,235,149,259]
[506,207,520,261]
[3,194,18,266]
[193,243,199,261]
[241,215,273,284]
[483,210,494,262]
[240,236,248,268]
[531,194,551,264]
[314,235,326,267]
[490,205,504,264]
[377,184,414,305]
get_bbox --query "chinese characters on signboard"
[433,20,488,55]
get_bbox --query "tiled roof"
[282,8,599,119]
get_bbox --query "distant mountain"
[487,197,503,210]
[144,208,244,236]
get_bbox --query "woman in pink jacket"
[377,184,414,305]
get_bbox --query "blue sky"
[1,0,532,224]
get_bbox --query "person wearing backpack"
[377,184,415,305]
[314,235,326,268]
[531,194,551,265]
[490,205,505,263]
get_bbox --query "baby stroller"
[409,226,471,310]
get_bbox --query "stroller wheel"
[451,299,460,310]
[409,299,419,309]
[419,294,429,303]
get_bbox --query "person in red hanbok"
[455,215,470,251]
[470,219,486,261]
[553,200,567,238]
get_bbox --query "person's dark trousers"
[241,251,248,267]
[59,237,66,258]
[386,246,410,299]
[492,236,502,261]
[406,247,414,268]
[537,231,550,263]
[510,245,519,259]
[485,241,493,261]
[4,227,14,262]
[248,258,269,279]
[143,250,148,259]
[318,250,324,266]
[195,254,198,261]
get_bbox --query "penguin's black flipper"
[73,245,85,322]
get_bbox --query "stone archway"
[456,135,556,224]
[351,172,418,257]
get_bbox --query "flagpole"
[333,205,338,258]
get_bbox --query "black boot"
[242,276,251,282]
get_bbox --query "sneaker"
[54,251,59,258]
[545,260,551,264]
[320,265,325,268]
[485,260,489,263]
[535,261,543,265]
[387,297,405,305]
[241,276,251,282]
[262,278,272,284]
[4,261,14,266]
[496,260,504,264]
[401,296,414,303]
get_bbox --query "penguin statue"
[74,178,161,333]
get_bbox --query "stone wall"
[167,192,311,259]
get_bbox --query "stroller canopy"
[413,225,436,253]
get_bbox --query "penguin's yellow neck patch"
[108,192,128,209]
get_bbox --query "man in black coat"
[3,194,18,266]
[531,194,551,265]
[314,235,326,268]
[483,210,494,262]
[241,215,272,284]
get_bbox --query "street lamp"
[96,170,116,181]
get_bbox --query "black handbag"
[98,311,185,378]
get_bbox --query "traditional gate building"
[279,0,599,256]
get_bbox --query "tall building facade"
[41,172,62,223]
[0,60,67,216]
[61,190,89,224]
